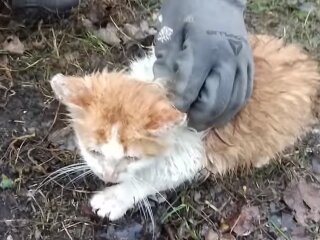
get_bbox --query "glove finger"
[153,29,183,79]
[246,57,254,100]
[169,38,214,112]
[210,63,248,127]
[188,63,236,131]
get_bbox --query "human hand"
[153,0,253,131]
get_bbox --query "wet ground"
[0,0,320,239]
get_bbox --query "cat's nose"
[101,167,119,183]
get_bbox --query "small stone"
[6,235,13,240]
[298,2,316,13]
[205,229,219,240]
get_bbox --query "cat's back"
[204,34,320,173]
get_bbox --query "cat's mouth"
[100,157,139,183]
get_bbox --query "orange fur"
[54,34,320,174]
[58,72,183,156]
[204,35,320,174]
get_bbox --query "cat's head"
[50,71,186,182]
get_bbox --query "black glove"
[153,0,253,131]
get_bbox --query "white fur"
[100,124,124,160]
[128,49,157,81]
[76,124,125,182]
[90,126,205,220]
[77,52,206,220]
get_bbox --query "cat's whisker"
[66,170,93,186]
[137,201,147,222]
[142,197,155,239]
[35,163,90,191]
[130,177,155,237]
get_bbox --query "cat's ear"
[146,102,187,135]
[50,73,89,108]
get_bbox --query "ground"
[0,0,320,239]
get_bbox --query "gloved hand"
[153,0,253,131]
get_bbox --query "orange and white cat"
[50,34,320,220]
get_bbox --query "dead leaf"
[139,20,149,33]
[231,206,260,236]
[94,23,121,47]
[283,178,320,226]
[123,23,140,38]
[291,226,311,240]
[280,213,311,240]
[48,126,77,151]
[2,35,25,55]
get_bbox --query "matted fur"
[204,35,320,173]
[50,34,320,220]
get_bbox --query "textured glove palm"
[153,0,254,131]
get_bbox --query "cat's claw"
[90,185,134,221]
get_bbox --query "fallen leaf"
[291,226,311,240]
[48,126,77,151]
[123,23,140,38]
[0,174,14,189]
[2,35,25,54]
[297,179,320,222]
[279,213,311,240]
[283,178,320,226]
[231,206,260,236]
[94,23,121,46]
[139,20,149,33]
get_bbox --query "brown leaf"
[231,206,260,236]
[94,24,121,47]
[2,35,25,55]
[48,126,77,151]
[283,178,320,226]
[123,23,140,38]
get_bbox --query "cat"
[50,34,320,220]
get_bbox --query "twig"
[62,221,74,240]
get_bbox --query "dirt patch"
[0,0,320,239]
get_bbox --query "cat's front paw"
[90,185,134,221]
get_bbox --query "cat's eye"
[125,156,139,162]
[89,149,103,157]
